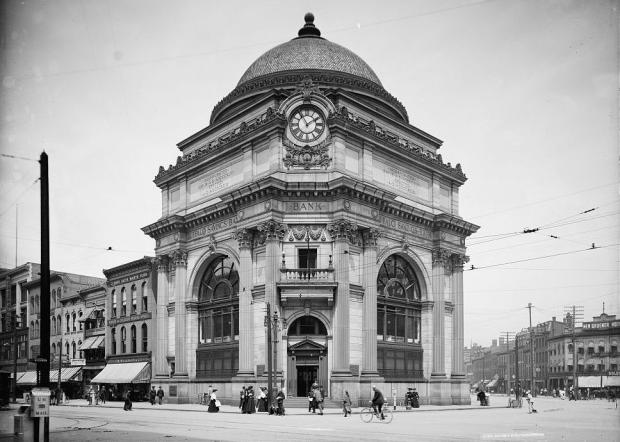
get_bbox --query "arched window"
[72,312,76,331]
[78,340,82,358]
[71,341,76,359]
[196,255,240,379]
[66,314,70,333]
[35,321,39,338]
[131,285,137,315]
[51,289,56,308]
[65,341,69,357]
[57,315,61,333]
[288,316,327,336]
[35,295,39,313]
[131,325,137,353]
[78,311,83,331]
[111,328,117,355]
[121,326,126,353]
[141,324,148,352]
[30,321,34,338]
[376,254,423,380]
[52,316,56,335]
[112,290,117,317]
[141,282,148,312]
[52,343,56,355]
[121,288,127,316]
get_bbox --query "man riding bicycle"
[371,385,385,420]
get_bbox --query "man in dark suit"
[371,385,385,420]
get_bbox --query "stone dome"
[237,13,382,87]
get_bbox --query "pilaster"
[451,253,468,378]
[361,228,381,376]
[235,228,255,375]
[154,255,169,377]
[172,249,188,376]
[431,247,450,379]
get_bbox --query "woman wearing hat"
[208,388,220,412]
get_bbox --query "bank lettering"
[190,216,238,239]
[379,215,428,237]
[286,202,325,212]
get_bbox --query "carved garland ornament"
[283,138,332,170]
[287,225,327,242]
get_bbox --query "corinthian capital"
[172,250,188,267]
[327,219,359,244]
[451,254,469,270]
[155,255,169,272]
[362,228,382,248]
[257,220,287,242]
[233,228,254,249]
[432,248,452,267]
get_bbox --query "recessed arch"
[376,247,430,301]
[284,311,332,337]
[188,244,240,301]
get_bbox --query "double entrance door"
[286,339,328,397]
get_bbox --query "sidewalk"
[52,395,506,415]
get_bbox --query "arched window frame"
[131,285,137,315]
[121,288,127,316]
[112,290,117,317]
[111,327,117,355]
[121,326,126,353]
[72,312,76,332]
[78,311,83,331]
[141,323,148,352]
[71,341,76,359]
[131,325,137,353]
[141,282,148,312]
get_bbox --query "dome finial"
[298,12,321,37]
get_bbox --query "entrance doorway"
[297,365,318,397]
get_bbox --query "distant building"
[77,284,107,386]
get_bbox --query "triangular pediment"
[288,339,326,352]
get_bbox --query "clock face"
[289,107,325,143]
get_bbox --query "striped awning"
[91,362,151,384]
[77,307,95,322]
[79,335,105,350]
[17,371,37,385]
[50,367,81,383]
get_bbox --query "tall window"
[78,311,83,331]
[78,340,82,358]
[131,285,137,315]
[121,326,126,353]
[71,341,76,359]
[121,288,127,316]
[131,325,137,353]
[197,255,240,379]
[141,282,148,312]
[141,324,148,352]
[65,342,69,357]
[376,254,423,380]
[112,290,117,317]
[51,289,56,308]
[111,328,116,355]
[72,312,76,331]
[298,248,317,269]
[52,316,56,335]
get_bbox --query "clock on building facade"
[143,13,479,407]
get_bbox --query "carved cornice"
[154,107,285,184]
[327,219,360,245]
[432,248,452,267]
[233,228,254,249]
[283,137,332,170]
[256,220,287,243]
[330,107,467,183]
[171,250,188,267]
[433,213,480,237]
[211,70,408,125]
[362,228,382,248]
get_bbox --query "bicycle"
[360,403,393,423]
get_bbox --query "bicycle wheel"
[381,407,393,423]
[360,407,373,423]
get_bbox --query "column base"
[331,369,352,377]
[430,372,447,379]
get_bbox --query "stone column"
[257,220,286,372]
[235,228,254,375]
[451,254,468,377]
[173,250,188,376]
[154,256,169,376]
[327,219,357,375]
[361,228,381,376]
[431,248,451,378]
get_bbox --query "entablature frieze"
[108,311,153,327]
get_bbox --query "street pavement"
[1,394,618,441]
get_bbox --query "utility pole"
[501,332,515,396]
[514,334,520,400]
[12,311,19,403]
[527,303,535,396]
[36,151,51,442]
[564,305,584,397]
[265,302,273,409]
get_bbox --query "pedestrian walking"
[208,389,220,412]
[123,388,133,411]
[308,388,316,413]
[239,386,246,410]
[342,390,352,417]
[149,386,157,405]
[276,388,286,416]
[99,386,106,404]
[526,390,537,413]
[157,386,164,405]
[314,384,324,415]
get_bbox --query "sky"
[0,0,618,347]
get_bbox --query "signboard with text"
[31,388,50,417]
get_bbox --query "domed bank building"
[142,14,479,405]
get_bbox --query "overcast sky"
[1,0,618,346]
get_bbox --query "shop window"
[131,285,137,315]
[141,282,148,312]
[142,324,148,352]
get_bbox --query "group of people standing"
[148,386,165,405]
[405,387,420,409]
[307,383,326,415]
[237,386,284,415]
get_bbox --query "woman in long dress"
[242,386,256,414]
[208,388,219,412]
[257,387,268,412]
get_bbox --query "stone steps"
[285,396,342,409]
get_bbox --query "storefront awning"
[577,376,601,388]
[50,367,81,383]
[603,376,620,387]
[17,371,37,385]
[91,362,151,384]
[79,335,105,350]
[77,307,95,322]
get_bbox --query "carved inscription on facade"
[285,202,326,212]
[374,159,431,201]
[377,215,430,238]
[189,216,239,240]
[190,166,232,202]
